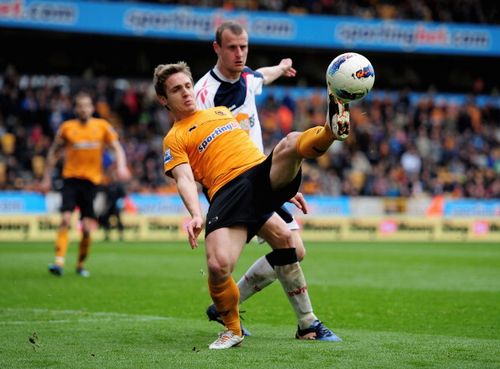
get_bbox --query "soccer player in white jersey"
[194,21,336,341]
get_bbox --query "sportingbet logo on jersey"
[198,121,240,153]
[73,141,100,149]
[163,148,173,164]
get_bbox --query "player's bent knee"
[274,132,301,157]
[296,245,306,261]
[291,231,306,261]
[206,258,232,280]
[266,227,294,249]
[60,220,71,229]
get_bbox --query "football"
[326,52,375,103]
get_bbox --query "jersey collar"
[211,66,241,84]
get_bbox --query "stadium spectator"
[41,92,130,277]
[1,64,498,199]
[153,61,346,349]
[137,0,498,24]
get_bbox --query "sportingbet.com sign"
[1,0,499,56]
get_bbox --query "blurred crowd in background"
[1,65,498,199]
[135,0,499,24]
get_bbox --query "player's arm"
[256,58,296,85]
[109,140,131,181]
[171,163,204,249]
[40,132,65,192]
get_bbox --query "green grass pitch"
[1,240,499,369]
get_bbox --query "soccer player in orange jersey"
[41,92,130,277]
[154,62,349,349]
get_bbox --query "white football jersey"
[194,66,265,152]
[194,65,300,231]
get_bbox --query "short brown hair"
[153,61,193,99]
[74,91,93,105]
[215,21,246,46]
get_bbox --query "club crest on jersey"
[238,118,250,131]
[198,121,239,153]
[163,148,173,164]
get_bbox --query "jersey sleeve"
[103,121,119,143]
[57,121,69,141]
[163,130,189,177]
[249,69,264,96]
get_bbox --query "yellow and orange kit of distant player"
[163,107,266,200]
[58,118,118,185]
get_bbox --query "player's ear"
[158,96,170,110]
[213,40,220,54]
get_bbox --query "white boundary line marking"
[0,308,173,325]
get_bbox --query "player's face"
[74,96,94,122]
[163,72,197,119]
[215,29,248,78]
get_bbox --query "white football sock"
[275,261,317,329]
[237,256,277,302]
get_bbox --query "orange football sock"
[54,229,69,266]
[296,123,335,159]
[208,277,241,336]
[77,233,91,268]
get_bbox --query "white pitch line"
[0,308,173,325]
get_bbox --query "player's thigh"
[205,226,247,277]
[257,213,294,249]
[269,132,302,190]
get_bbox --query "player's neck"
[214,64,240,82]
[173,109,197,122]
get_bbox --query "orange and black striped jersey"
[163,107,266,200]
[58,118,118,185]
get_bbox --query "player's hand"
[280,58,296,78]
[186,215,204,249]
[288,192,308,215]
[39,176,51,194]
[116,165,131,182]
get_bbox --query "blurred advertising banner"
[0,193,498,241]
[296,217,500,242]
[0,191,46,213]
[0,215,498,242]
[1,0,499,56]
[443,199,500,217]
[0,214,187,242]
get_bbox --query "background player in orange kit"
[41,91,130,277]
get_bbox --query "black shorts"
[205,151,302,242]
[60,178,97,219]
[276,205,294,224]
